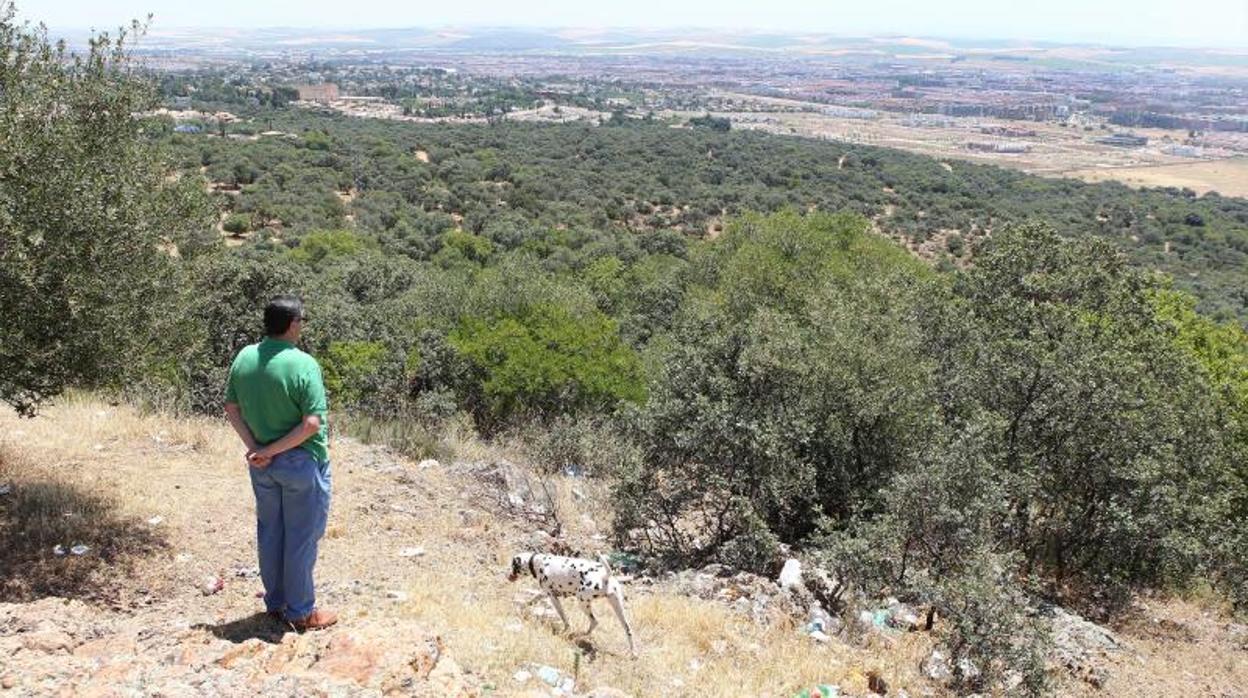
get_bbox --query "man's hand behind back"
[247,450,272,468]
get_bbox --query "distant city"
[139,27,1248,195]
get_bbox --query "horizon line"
[32,23,1248,54]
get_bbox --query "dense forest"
[161,104,1248,324]
[4,17,1248,695]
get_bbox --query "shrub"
[320,340,388,407]
[289,229,374,267]
[222,213,251,234]
[450,303,645,431]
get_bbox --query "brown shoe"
[291,608,338,631]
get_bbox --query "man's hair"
[263,295,304,336]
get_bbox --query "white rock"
[398,547,425,558]
[513,669,532,683]
[922,649,952,682]
[147,516,164,526]
[386,590,408,601]
[778,558,805,593]
[199,575,223,595]
[809,630,831,643]
[417,459,440,469]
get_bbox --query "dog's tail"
[598,553,613,578]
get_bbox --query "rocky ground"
[1,398,1246,697]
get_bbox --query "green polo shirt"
[225,337,329,463]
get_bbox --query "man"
[223,295,337,631]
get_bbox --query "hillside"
[168,114,1248,324]
[2,397,1246,697]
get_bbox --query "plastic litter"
[398,547,425,558]
[535,665,562,686]
[69,544,90,556]
[147,516,164,526]
[606,550,641,572]
[0,483,11,496]
[200,575,224,595]
[386,590,409,601]
[794,685,840,698]
[53,545,66,556]
[532,664,575,692]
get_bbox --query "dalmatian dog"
[509,551,636,655]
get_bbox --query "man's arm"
[224,401,258,451]
[250,414,321,462]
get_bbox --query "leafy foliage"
[449,303,645,430]
[0,12,211,415]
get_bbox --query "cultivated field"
[1065,157,1248,197]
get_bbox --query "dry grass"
[1064,156,1248,197]
[389,562,933,697]
[3,395,1245,697]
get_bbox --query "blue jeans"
[248,448,331,621]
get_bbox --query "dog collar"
[528,554,537,578]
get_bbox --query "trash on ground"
[512,669,532,683]
[386,590,409,601]
[147,516,164,526]
[69,544,90,556]
[398,547,426,558]
[793,685,840,698]
[0,483,12,496]
[606,551,641,573]
[53,545,66,556]
[200,575,224,595]
[533,664,574,692]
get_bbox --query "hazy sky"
[22,0,1248,48]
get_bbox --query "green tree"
[0,11,211,415]
[321,340,388,406]
[942,224,1227,601]
[450,303,644,431]
[617,211,937,565]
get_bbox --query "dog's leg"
[606,590,636,656]
[548,592,571,631]
[579,598,598,636]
